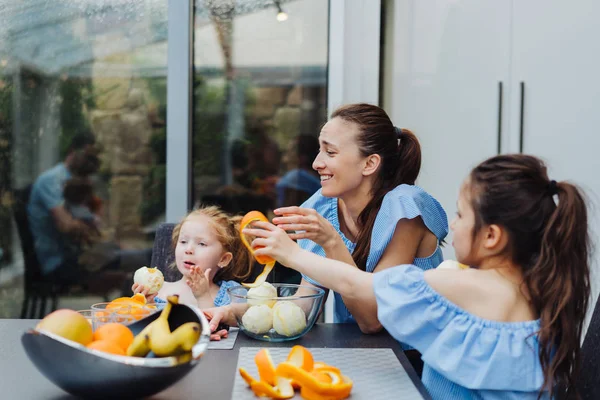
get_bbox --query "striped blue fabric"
[155,279,240,307]
[298,184,449,323]
[373,265,547,400]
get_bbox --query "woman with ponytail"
[270,103,448,336]
[232,153,590,399]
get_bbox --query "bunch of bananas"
[126,295,201,357]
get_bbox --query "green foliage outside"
[58,78,95,159]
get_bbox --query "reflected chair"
[14,185,128,319]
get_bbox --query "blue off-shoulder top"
[373,265,546,400]
[298,184,448,323]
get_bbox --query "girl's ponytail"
[469,155,591,399]
[525,181,590,398]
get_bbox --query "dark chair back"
[12,185,44,286]
[579,294,600,399]
[150,223,180,282]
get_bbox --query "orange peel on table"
[240,211,276,288]
[255,348,278,386]
[238,346,353,400]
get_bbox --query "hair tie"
[547,180,558,196]
[394,126,402,139]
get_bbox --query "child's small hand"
[203,308,231,341]
[186,266,212,300]
[132,282,157,303]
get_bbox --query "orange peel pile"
[240,211,276,288]
[239,346,353,399]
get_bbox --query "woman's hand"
[243,221,301,267]
[203,307,234,341]
[186,266,212,302]
[272,206,340,250]
[131,283,157,303]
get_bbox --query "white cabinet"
[385,0,600,313]
[385,0,511,259]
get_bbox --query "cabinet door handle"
[519,81,525,153]
[497,81,503,154]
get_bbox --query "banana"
[126,324,152,357]
[149,322,201,357]
[147,295,201,357]
[126,294,176,357]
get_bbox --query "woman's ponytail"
[394,128,421,186]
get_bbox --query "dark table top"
[0,320,431,400]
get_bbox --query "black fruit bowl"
[21,303,210,399]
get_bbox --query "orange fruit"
[87,340,126,356]
[109,293,146,306]
[93,323,134,352]
[36,309,93,346]
[240,210,275,265]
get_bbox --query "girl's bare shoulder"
[424,268,530,322]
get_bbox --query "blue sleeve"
[297,190,333,288]
[214,280,241,307]
[366,185,448,271]
[373,265,544,391]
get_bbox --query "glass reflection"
[0,0,167,318]
[192,0,329,285]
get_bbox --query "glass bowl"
[227,283,325,342]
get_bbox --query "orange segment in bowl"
[110,293,147,305]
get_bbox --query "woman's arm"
[274,207,430,333]
[248,219,427,333]
[247,222,375,304]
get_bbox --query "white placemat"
[231,347,425,399]
[207,328,239,350]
